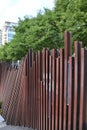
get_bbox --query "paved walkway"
[0,126,33,130]
[0,116,34,130]
[0,122,34,130]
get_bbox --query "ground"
[0,126,33,130]
[0,122,34,130]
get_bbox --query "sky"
[0,0,54,29]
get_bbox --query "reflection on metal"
[67,62,70,106]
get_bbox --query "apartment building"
[2,21,17,45]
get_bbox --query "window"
[8,33,13,38]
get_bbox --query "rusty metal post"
[68,57,74,130]
[79,48,87,130]
[63,31,72,130]
[55,57,60,130]
[73,41,82,130]
[37,51,41,130]
[48,55,52,130]
[42,48,46,130]
[59,49,64,130]
[51,49,56,130]
[45,49,49,130]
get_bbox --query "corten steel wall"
[0,31,87,130]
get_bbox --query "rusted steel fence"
[0,31,87,130]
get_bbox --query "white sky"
[0,0,54,29]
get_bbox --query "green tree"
[14,10,61,51]
[0,9,61,60]
[0,0,87,61]
[54,0,87,47]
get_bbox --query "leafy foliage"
[54,0,87,47]
[0,0,87,61]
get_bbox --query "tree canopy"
[0,0,87,61]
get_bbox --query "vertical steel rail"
[48,55,52,130]
[68,57,74,130]
[63,31,72,130]
[79,48,87,130]
[40,81,43,130]
[59,49,64,130]
[45,49,49,130]
[55,57,60,130]
[73,42,82,130]
[51,49,56,130]
[35,52,37,130]
[42,48,46,130]
[37,51,41,130]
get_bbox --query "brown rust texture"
[0,31,87,130]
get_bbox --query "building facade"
[2,21,17,45]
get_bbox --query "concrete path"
[0,122,34,130]
[0,126,33,130]
[0,116,34,130]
